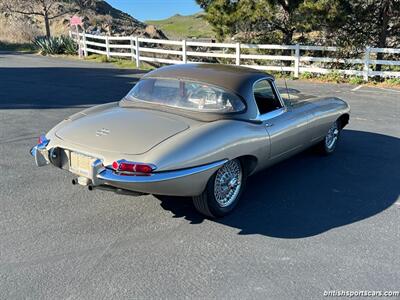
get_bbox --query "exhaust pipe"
[72,178,78,185]
[88,184,107,192]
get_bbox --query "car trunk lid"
[55,107,189,155]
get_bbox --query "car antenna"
[280,59,291,102]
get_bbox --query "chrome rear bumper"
[96,160,226,196]
[30,141,226,196]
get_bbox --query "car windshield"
[126,78,245,113]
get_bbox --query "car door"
[254,79,311,161]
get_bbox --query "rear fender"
[309,97,350,142]
[145,120,269,172]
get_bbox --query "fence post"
[294,44,300,78]
[135,36,140,68]
[363,46,371,81]
[182,39,187,64]
[130,36,135,62]
[236,42,240,66]
[82,32,88,57]
[77,30,82,59]
[105,36,110,59]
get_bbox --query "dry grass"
[62,54,154,70]
[0,13,71,44]
[85,54,154,70]
[0,15,41,43]
[295,75,400,89]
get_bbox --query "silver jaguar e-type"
[31,64,350,217]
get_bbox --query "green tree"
[317,0,400,72]
[196,0,341,44]
[330,0,400,70]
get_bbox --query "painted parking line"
[375,86,400,93]
[351,85,363,91]
[348,85,400,94]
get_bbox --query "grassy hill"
[146,13,215,40]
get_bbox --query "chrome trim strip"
[252,77,287,121]
[258,107,286,122]
[96,159,228,184]
[271,80,286,108]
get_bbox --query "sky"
[107,0,202,21]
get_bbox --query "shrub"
[322,71,344,83]
[385,78,400,85]
[349,76,365,85]
[34,36,78,55]
[300,72,314,79]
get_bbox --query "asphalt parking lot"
[0,52,399,299]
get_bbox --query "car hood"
[55,107,189,155]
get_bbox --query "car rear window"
[126,78,245,113]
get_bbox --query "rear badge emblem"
[96,128,110,137]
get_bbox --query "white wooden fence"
[71,31,400,81]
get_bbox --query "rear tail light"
[112,160,155,175]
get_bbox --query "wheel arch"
[237,155,258,176]
[337,113,350,129]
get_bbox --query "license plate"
[69,152,95,177]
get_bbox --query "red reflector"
[112,161,154,174]
[112,161,119,170]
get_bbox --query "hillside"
[0,0,166,43]
[146,13,215,40]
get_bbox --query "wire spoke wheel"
[325,122,339,150]
[214,160,243,207]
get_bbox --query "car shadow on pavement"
[158,130,400,238]
[0,67,146,109]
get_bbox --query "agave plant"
[60,36,78,55]
[34,36,63,55]
[34,36,78,55]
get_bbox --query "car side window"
[253,80,283,115]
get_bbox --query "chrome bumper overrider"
[30,136,50,167]
[30,139,227,196]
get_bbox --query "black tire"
[316,120,341,155]
[193,159,246,218]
